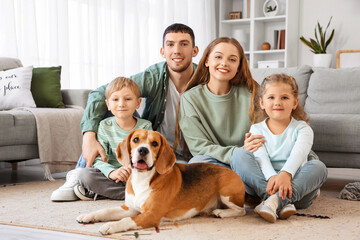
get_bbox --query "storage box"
[257,60,284,68]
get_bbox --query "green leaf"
[300,37,314,49]
[310,38,322,53]
[324,29,335,52]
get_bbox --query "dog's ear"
[155,133,176,175]
[116,130,134,167]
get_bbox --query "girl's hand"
[244,132,265,152]
[109,167,132,183]
[267,172,292,200]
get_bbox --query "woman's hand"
[109,167,132,183]
[244,132,265,152]
[266,171,293,200]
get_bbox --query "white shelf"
[254,15,286,22]
[253,49,285,54]
[219,0,299,68]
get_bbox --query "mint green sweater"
[179,84,252,164]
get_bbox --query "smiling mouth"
[217,68,229,73]
[172,58,183,63]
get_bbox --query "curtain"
[0,0,216,89]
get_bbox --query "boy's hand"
[109,167,132,183]
[244,133,265,152]
[266,172,292,200]
[83,131,107,167]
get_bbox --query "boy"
[73,77,152,201]
[51,23,198,201]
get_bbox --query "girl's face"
[205,42,240,85]
[260,82,299,123]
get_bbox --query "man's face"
[160,32,198,73]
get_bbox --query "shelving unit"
[219,0,299,68]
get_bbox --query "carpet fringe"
[44,164,55,181]
[0,221,133,240]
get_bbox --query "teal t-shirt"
[93,117,152,178]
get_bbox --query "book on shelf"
[273,29,285,50]
[242,0,251,18]
[279,29,285,49]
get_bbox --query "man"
[51,23,199,201]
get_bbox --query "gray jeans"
[78,168,126,200]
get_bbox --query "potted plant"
[263,0,279,17]
[300,17,335,67]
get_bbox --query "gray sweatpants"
[77,168,126,200]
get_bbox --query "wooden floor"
[0,162,108,240]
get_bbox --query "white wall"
[298,0,360,68]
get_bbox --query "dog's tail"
[244,193,262,209]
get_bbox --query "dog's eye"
[133,137,139,143]
[151,141,158,147]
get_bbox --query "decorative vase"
[261,42,271,50]
[313,54,332,68]
[232,29,248,50]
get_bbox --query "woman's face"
[205,42,240,85]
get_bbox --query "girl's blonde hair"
[105,77,140,99]
[255,73,308,123]
[174,37,259,155]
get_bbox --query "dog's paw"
[212,209,225,218]
[99,222,118,235]
[76,213,96,223]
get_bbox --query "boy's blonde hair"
[255,73,308,123]
[105,77,140,99]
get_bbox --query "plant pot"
[313,54,332,68]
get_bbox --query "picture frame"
[228,11,242,20]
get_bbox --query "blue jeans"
[189,149,328,211]
[76,154,86,168]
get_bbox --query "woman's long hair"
[174,37,259,156]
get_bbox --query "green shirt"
[80,61,197,133]
[179,84,252,164]
[93,117,152,178]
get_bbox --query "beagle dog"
[76,129,246,235]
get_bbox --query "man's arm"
[80,84,109,166]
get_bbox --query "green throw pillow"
[31,66,65,108]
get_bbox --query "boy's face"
[105,87,141,121]
[160,32,199,73]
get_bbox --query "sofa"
[251,65,360,169]
[0,57,91,172]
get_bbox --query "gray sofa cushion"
[305,67,360,114]
[251,65,312,106]
[0,110,37,146]
[0,57,23,70]
[308,113,360,153]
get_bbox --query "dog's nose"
[138,147,149,156]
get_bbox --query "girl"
[235,74,328,223]
[176,37,264,177]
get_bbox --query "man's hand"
[266,171,293,200]
[244,132,265,152]
[82,131,107,167]
[109,167,132,183]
